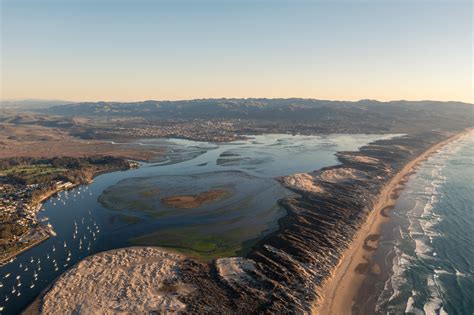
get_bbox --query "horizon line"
[2,97,473,105]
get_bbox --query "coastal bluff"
[29,131,460,314]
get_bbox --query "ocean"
[375,132,474,314]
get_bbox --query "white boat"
[66,257,71,262]
[0,306,4,311]
[11,287,15,294]
[19,263,22,268]
[8,258,14,263]
[3,273,10,279]
[17,281,21,287]
[46,254,50,260]
[5,295,8,301]
[64,241,67,248]
[17,292,20,297]
[52,245,56,252]
[30,283,35,289]
[30,257,34,263]
[54,267,59,271]
[24,267,28,271]
[15,275,20,280]
[0,282,3,288]
[38,267,41,271]
[33,272,38,278]
[37,258,41,264]
[63,264,68,267]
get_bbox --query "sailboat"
[64,241,67,248]
[24,266,28,272]
[30,257,34,263]
[52,245,56,252]
[5,295,9,301]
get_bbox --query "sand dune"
[39,248,192,314]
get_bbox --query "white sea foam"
[404,291,424,315]
[423,276,444,315]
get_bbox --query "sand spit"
[38,248,192,314]
[313,129,473,315]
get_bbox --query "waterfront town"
[0,181,70,266]
[0,157,137,266]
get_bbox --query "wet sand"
[161,189,233,209]
[314,129,471,315]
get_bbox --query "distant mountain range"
[0,99,75,109]
[37,98,473,132]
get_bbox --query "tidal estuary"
[0,134,395,314]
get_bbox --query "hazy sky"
[1,0,472,102]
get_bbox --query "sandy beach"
[313,129,472,315]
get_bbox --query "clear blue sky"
[1,0,472,102]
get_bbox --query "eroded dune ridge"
[34,131,454,314]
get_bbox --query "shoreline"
[0,165,134,267]
[313,129,472,315]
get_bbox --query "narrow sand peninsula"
[314,129,472,315]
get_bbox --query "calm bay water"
[0,133,394,314]
[375,133,474,315]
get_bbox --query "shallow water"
[0,133,395,314]
[375,133,474,315]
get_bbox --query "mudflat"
[161,189,233,209]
